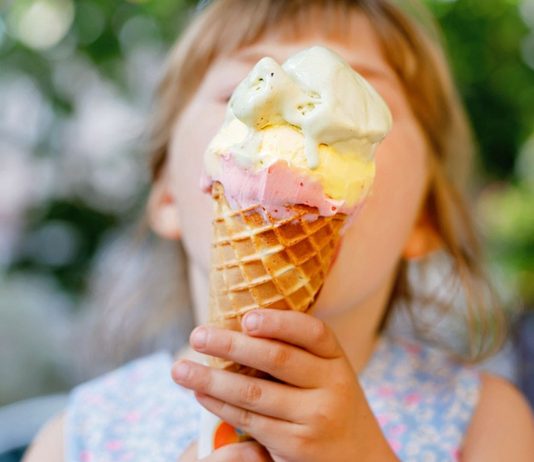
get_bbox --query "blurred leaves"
[0,0,532,412]
[17,199,119,299]
[425,0,534,305]
[478,134,534,305]
[0,0,186,286]
[0,0,199,406]
[427,0,534,179]
[0,0,533,322]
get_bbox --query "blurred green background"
[0,0,533,454]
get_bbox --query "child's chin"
[311,297,351,319]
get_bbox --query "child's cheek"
[167,99,227,271]
[315,119,428,317]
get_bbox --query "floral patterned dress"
[65,335,480,461]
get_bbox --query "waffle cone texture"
[208,182,347,372]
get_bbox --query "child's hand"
[172,310,398,462]
[178,441,272,461]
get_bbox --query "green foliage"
[1,0,533,308]
[14,199,119,300]
[426,0,534,179]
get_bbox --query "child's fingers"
[207,441,272,462]
[189,327,325,388]
[178,441,197,461]
[172,360,307,423]
[194,391,298,451]
[241,309,343,359]
[178,440,272,462]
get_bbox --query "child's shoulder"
[23,411,65,462]
[361,335,482,458]
[65,350,200,461]
[363,335,534,460]
[462,373,534,460]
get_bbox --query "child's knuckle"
[268,345,291,369]
[311,402,335,427]
[291,427,314,454]
[240,381,263,406]
[199,368,213,393]
[221,334,235,357]
[235,408,253,429]
[312,319,330,345]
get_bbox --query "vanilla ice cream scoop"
[230,46,391,167]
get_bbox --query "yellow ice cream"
[209,119,375,205]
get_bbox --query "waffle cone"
[207,182,347,372]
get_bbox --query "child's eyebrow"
[352,65,397,86]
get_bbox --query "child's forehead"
[209,8,392,80]
[207,37,395,91]
[234,41,390,78]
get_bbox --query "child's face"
[163,11,429,321]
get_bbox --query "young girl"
[25,0,534,461]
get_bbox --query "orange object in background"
[213,422,250,449]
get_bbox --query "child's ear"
[402,209,442,261]
[147,172,182,240]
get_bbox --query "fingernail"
[191,327,207,349]
[244,312,260,331]
[174,362,190,381]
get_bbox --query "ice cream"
[203,45,392,218]
[198,46,392,457]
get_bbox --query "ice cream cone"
[207,181,347,372]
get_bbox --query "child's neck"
[318,278,393,374]
[188,262,393,374]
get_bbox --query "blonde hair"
[146,0,506,362]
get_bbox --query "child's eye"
[216,91,233,104]
[216,94,231,105]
